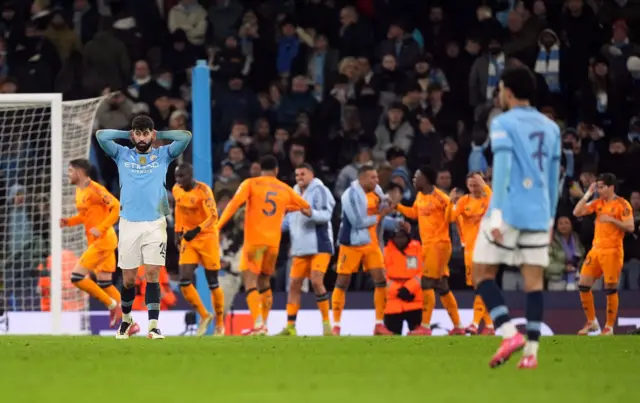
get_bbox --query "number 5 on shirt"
[263,191,277,216]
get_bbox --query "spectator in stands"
[334,147,372,199]
[45,7,79,63]
[213,73,261,137]
[95,90,135,130]
[306,33,338,102]
[469,37,505,119]
[338,5,373,58]
[548,215,585,291]
[221,144,250,180]
[168,0,207,47]
[373,102,414,162]
[207,0,243,47]
[622,190,640,290]
[212,34,247,81]
[214,162,240,195]
[72,0,98,45]
[377,20,420,72]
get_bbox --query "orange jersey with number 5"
[216,176,310,247]
[585,197,632,250]
[172,181,218,235]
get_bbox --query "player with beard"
[97,115,191,339]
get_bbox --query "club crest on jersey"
[151,155,157,161]
[139,156,147,165]
[523,178,533,189]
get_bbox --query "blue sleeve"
[382,216,401,231]
[282,214,290,232]
[489,119,512,212]
[96,129,129,159]
[489,119,513,154]
[310,187,335,224]
[157,130,192,159]
[547,128,562,221]
[343,190,378,229]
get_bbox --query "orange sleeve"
[397,200,418,220]
[198,185,218,230]
[90,183,120,232]
[483,185,492,199]
[584,199,600,215]
[448,196,467,223]
[440,191,452,223]
[66,215,83,226]
[217,179,250,230]
[172,186,184,233]
[287,186,311,211]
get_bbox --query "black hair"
[69,159,93,176]
[597,173,617,187]
[357,165,376,176]
[387,182,404,193]
[296,163,314,173]
[131,115,154,131]
[418,165,437,185]
[500,65,537,102]
[259,155,279,171]
[176,163,193,172]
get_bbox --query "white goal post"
[0,94,106,335]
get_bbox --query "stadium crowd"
[1,0,640,311]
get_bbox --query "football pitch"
[0,336,637,402]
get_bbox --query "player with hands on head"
[96,115,191,339]
[573,174,634,336]
[471,65,561,369]
[216,155,311,335]
[173,163,225,336]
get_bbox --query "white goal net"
[0,94,105,334]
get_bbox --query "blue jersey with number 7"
[488,106,561,231]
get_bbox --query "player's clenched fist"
[59,218,69,227]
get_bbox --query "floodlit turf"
[0,336,637,403]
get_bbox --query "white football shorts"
[118,217,168,270]
[472,218,550,268]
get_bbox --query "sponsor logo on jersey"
[139,156,147,165]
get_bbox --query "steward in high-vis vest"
[383,229,423,335]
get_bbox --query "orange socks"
[422,289,435,326]
[99,283,121,303]
[580,289,596,322]
[472,294,485,327]
[332,287,346,324]
[210,287,225,326]
[260,288,273,324]
[72,275,115,308]
[606,291,619,328]
[316,295,330,322]
[483,311,494,328]
[246,288,263,325]
[180,283,209,318]
[440,291,461,327]
[374,285,386,322]
[286,303,299,326]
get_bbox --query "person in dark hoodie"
[212,33,247,81]
[213,73,261,138]
[534,28,564,110]
[162,29,198,89]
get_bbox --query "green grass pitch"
[0,336,637,402]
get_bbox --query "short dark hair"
[228,143,244,153]
[69,159,92,176]
[176,163,193,172]
[597,173,617,187]
[259,155,279,171]
[500,65,537,102]
[419,165,437,184]
[358,165,376,176]
[131,115,154,131]
[296,163,314,173]
[466,171,483,179]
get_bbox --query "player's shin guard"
[374,281,387,323]
[72,273,115,309]
[579,285,596,322]
[120,285,136,321]
[439,289,461,327]
[246,288,263,325]
[97,280,121,303]
[315,293,330,322]
[259,287,273,324]
[180,280,209,317]
[421,289,435,326]
[331,286,346,325]
[145,282,161,329]
[605,289,619,328]
[477,279,517,338]
[206,270,225,326]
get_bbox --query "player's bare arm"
[573,183,597,217]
